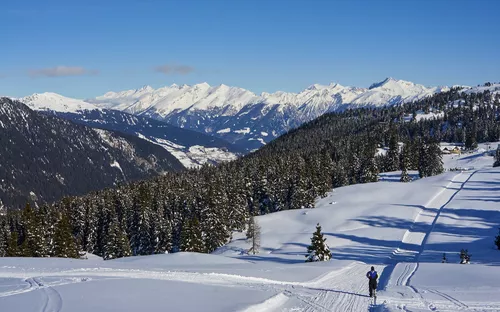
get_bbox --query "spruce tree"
[103,219,131,260]
[246,215,261,255]
[6,232,19,257]
[0,222,8,257]
[400,143,411,182]
[305,223,332,262]
[180,217,204,252]
[494,146,500,167]
[154,218,172,254]
[418,141,429,178]
[53,213,79,258]
[386,130,400,172]
[428,141,444,176]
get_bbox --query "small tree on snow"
[459,249,471,264]
[494,147,500,167]
[246,215,261,255]
[305,223,332,262]
[495,228,500,250]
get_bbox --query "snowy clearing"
[1,147,499,311]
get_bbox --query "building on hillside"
[450,147,461,154]
[440,145,462,155]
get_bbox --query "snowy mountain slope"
[19,95,243,167]
[12,78,442,151]
[352,77,450,106]
[462,82,500,95]
[20,92,99,113]
[0,97,183,208]
[1,148,499,311]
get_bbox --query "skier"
[366,266,378,297]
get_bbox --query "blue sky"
[1,0,499,98]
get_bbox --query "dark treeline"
[0,87,498,259]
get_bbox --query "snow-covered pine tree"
[360,143,379,183]
[53,213,79,259]
[305,223,332,262]
[493,146,500,167]
[418,140,443,178]
[418,141,429,178]
[332,162,349,187]
[154,217,172,254]
[465,124,478,151]
[400,143,412,182]
[180,217,204,252]
[0,215,8,257]
[349,152,362,184]
[103,218,131,260]
[201,181,231,253]
[20,203,35,257]
[246,215,261,255]
[6,232,19,257]
[428,141,444,176]
[386,130,400,172]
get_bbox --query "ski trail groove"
[32,278,63,312]
[381,170,478,311]
[426,289,468,309]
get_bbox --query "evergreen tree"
[154,217,172,254]
[6,232,19,257]
[305,223,332,262]
[427,141,444,176]
[418,141,429,178]
[103,218,131,260]
[53,213,79,258]
[418,140,443,178]
[0,215,8,257]
[465,124,478,150]
[400,143,411,182]
[180,217,204,252]
[360,143,379,183]
[385,130,400,172]
[494,146,500,167]
[246,215,261,255]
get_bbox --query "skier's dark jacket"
[366,270,378,289]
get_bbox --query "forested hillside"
[0,98,184,209]
[1,87,499,259]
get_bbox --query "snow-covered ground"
[1,147,499,311]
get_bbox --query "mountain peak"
[138,85,154,92]
[194,82,210,89]
[369,77,395,89]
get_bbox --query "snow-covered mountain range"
[19,79,498,151]
[18,78,449,150]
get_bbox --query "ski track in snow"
[23,278,63,312]
[377,170,484,312]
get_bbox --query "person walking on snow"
[366,266,378,297]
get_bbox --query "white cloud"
[29,66,99,78]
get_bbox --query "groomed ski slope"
[1,146,499,312]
